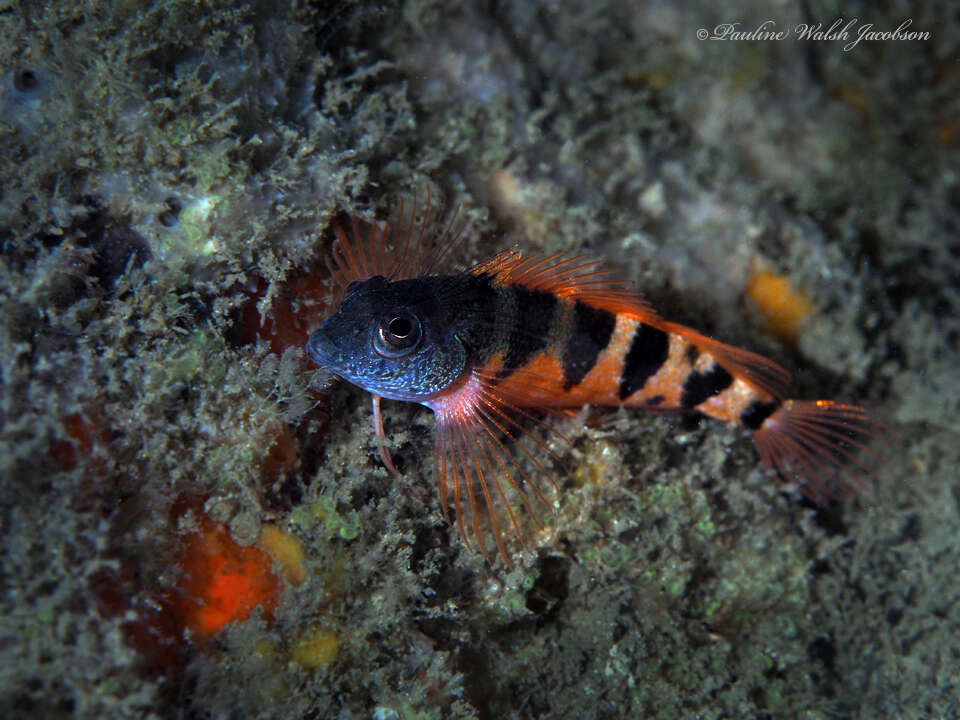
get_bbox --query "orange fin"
[472,250,663,325]
[326,190,464,296]
[752,400,886,503]
[428,372,565,565]
[664,323,792,400]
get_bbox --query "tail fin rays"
[752,400,885,503]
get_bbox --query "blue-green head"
[307,276,468,402]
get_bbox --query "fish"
[306,200,882,563]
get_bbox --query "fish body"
[307,210,880,562]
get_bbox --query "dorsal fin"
[471,250,663,325]
[326,190,463,296]
[663,322,792,400]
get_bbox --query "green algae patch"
[293,497,363,542]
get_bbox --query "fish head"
[307,276,467,402]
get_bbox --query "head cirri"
[307,275,468,402]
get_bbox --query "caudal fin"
[752,400,885,503]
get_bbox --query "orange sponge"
[746,271,812,343]
[175,518,283,638]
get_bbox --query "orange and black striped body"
[450,270,781,436]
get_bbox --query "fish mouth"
[306,328,337,367]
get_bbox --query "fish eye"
[373,311,422,358]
